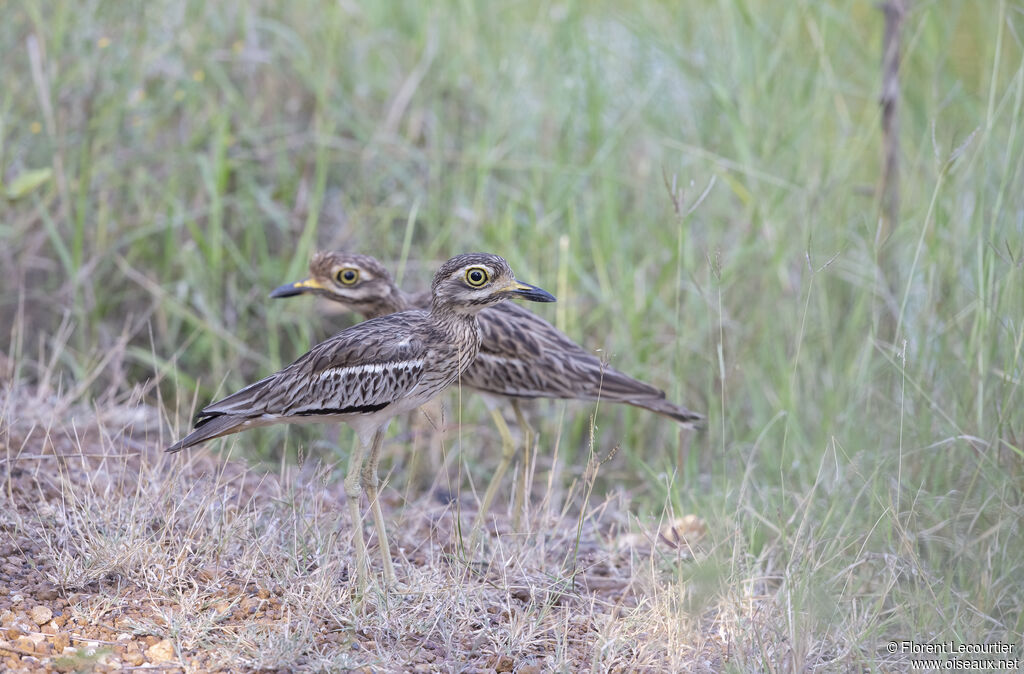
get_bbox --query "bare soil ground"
[1,380,724,672]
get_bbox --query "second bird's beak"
[507,281,556,303]
[269,278,325,298]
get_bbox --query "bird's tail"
[165,414,255,453]
[585,366,704,428]
[626,397,705,428]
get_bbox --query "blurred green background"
[3,0,1022,653]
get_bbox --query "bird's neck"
[429,303,482,346]
[430,305,482,377]
[362,287,414,319]
[429,302,479,328]
[392,288,417,313]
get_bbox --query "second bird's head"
[429,253,555,313]
[270,252,400,312]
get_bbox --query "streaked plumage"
[271,252,703,529]
[168,312,471,447]
[168,253,555,587]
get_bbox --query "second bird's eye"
[336,268,359,285]
[465,267,489,287]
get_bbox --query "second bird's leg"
[472,407,517,536]
[510,400,534,531]
[360,428,396,585]
[344,434,370,591]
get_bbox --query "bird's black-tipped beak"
[269,278,325,298]
[508,281,556,303]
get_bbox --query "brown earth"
[0,381,722,672]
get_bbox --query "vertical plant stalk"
[26,35,70,227]
[875,0,909,343]
[878,0,908,242]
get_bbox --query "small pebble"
[13,635,36,653]
[123,649,145,666]
[52,632,70,652]
[29,605,52,626]
[36,587,59,601]
[145,638,175,663]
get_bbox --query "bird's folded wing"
[472,302,665,401]
[199,312,430,420]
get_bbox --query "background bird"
[271,251,703,532]
[167,252,556,588]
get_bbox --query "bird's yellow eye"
[336,268,359,285]
[465,267,489,287]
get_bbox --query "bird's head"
[269,252,400,314]
[430,253,555,314]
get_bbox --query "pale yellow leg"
[360,429,396,585]
[510,401,534,531]
[344,434,370,591]
[472,407,517,536]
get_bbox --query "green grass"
[3,0,1022,668]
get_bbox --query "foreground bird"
[167,253,556,588]
[271,252,703,531]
